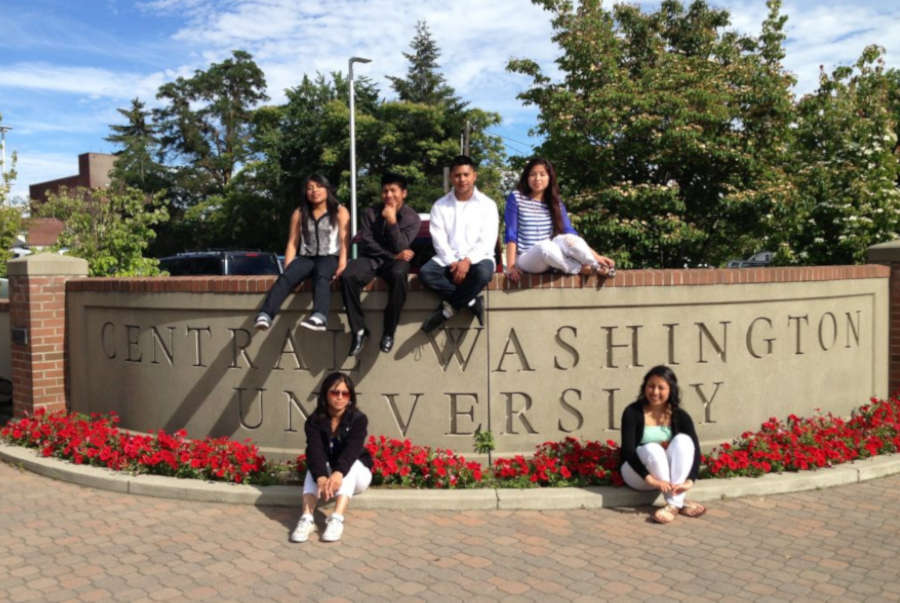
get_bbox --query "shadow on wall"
[162,309,440,440]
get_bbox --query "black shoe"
[470,295,485,327]
[421,307,447,334]
[348,329,369,357]
[379,334,394,353]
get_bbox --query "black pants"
[260,255,338,318]
[340,257,411,336]
[418,258,493,310]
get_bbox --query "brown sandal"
[652,504,678,524]
[679,501,706,518]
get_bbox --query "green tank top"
[641,425,672,445]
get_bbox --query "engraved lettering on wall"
[429,328,483,371]
[446,393,480,435]
[558,388,584,433]
[235,387,264,430]
[383,393,424,437]
[554,326,579,370]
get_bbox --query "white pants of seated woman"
[621,433,694,508]
[303,460,372,499]
[516,234,596,275]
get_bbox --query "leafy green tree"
[772,45,900,264]
[237,72,382,249]
[37,186,169,276]
[148,50,268,254]
[105,98,168,192]
[0,112,24,277]
[508,0,796,267]
[0,204,22,278]
[154,50,268,201]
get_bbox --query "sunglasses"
[328,389,351,399]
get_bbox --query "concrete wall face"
[66,271,888,456]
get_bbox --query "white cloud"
[710,0,900,94]
[0,63,167,101]
[3,0,899,178]
[779,2,900,94]
[139,0,557,109]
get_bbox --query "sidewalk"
[2,442,899,510]
[2,457,900,601]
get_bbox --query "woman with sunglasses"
[291,371,373,543]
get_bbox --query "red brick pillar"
[869,239,900,396]
[7,253,88,417]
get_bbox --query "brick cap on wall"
[64,264,889,294]
[868,238,900,264]
[7,253,89,277]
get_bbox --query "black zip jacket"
[357,204,421,264]
[304,408,374,480]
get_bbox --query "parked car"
[159,251,282,276]
[726,251,774,268]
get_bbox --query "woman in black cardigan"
[619,365,706,523]
[291,371,373,543]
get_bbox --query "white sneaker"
[254,313,272,331]
[290,516,315,543]
[321,515,344,542]
[300,312,327,332]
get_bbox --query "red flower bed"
[365,435,484,488]
[6,396,900,489]
[493,437,623,487]
[0,409,270,484]
[702,396,900,477]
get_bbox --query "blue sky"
[1,0,898,202]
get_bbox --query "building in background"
[29,152,115,205]
[25,152,116,250]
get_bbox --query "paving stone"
[3,461,900,600]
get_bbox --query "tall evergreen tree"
[383,21,503,207]
[105,98,168,192]
[387,20,465,112]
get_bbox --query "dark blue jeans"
[418,258,493,310]
[260,255,338,318]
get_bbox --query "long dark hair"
[636,365,681,411]
[516,157,565,236]
[299,174,339,241]
[314,371,357,419]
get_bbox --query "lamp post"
[348,56,371,259]
[0,126,10,175]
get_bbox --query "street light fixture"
[348,56,371,259]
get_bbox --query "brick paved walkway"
[2,460,899,602]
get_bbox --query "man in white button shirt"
[419,155,499,333]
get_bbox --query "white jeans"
[621,433,695,508]
[516,234,596,275]
[303,460,372,499]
